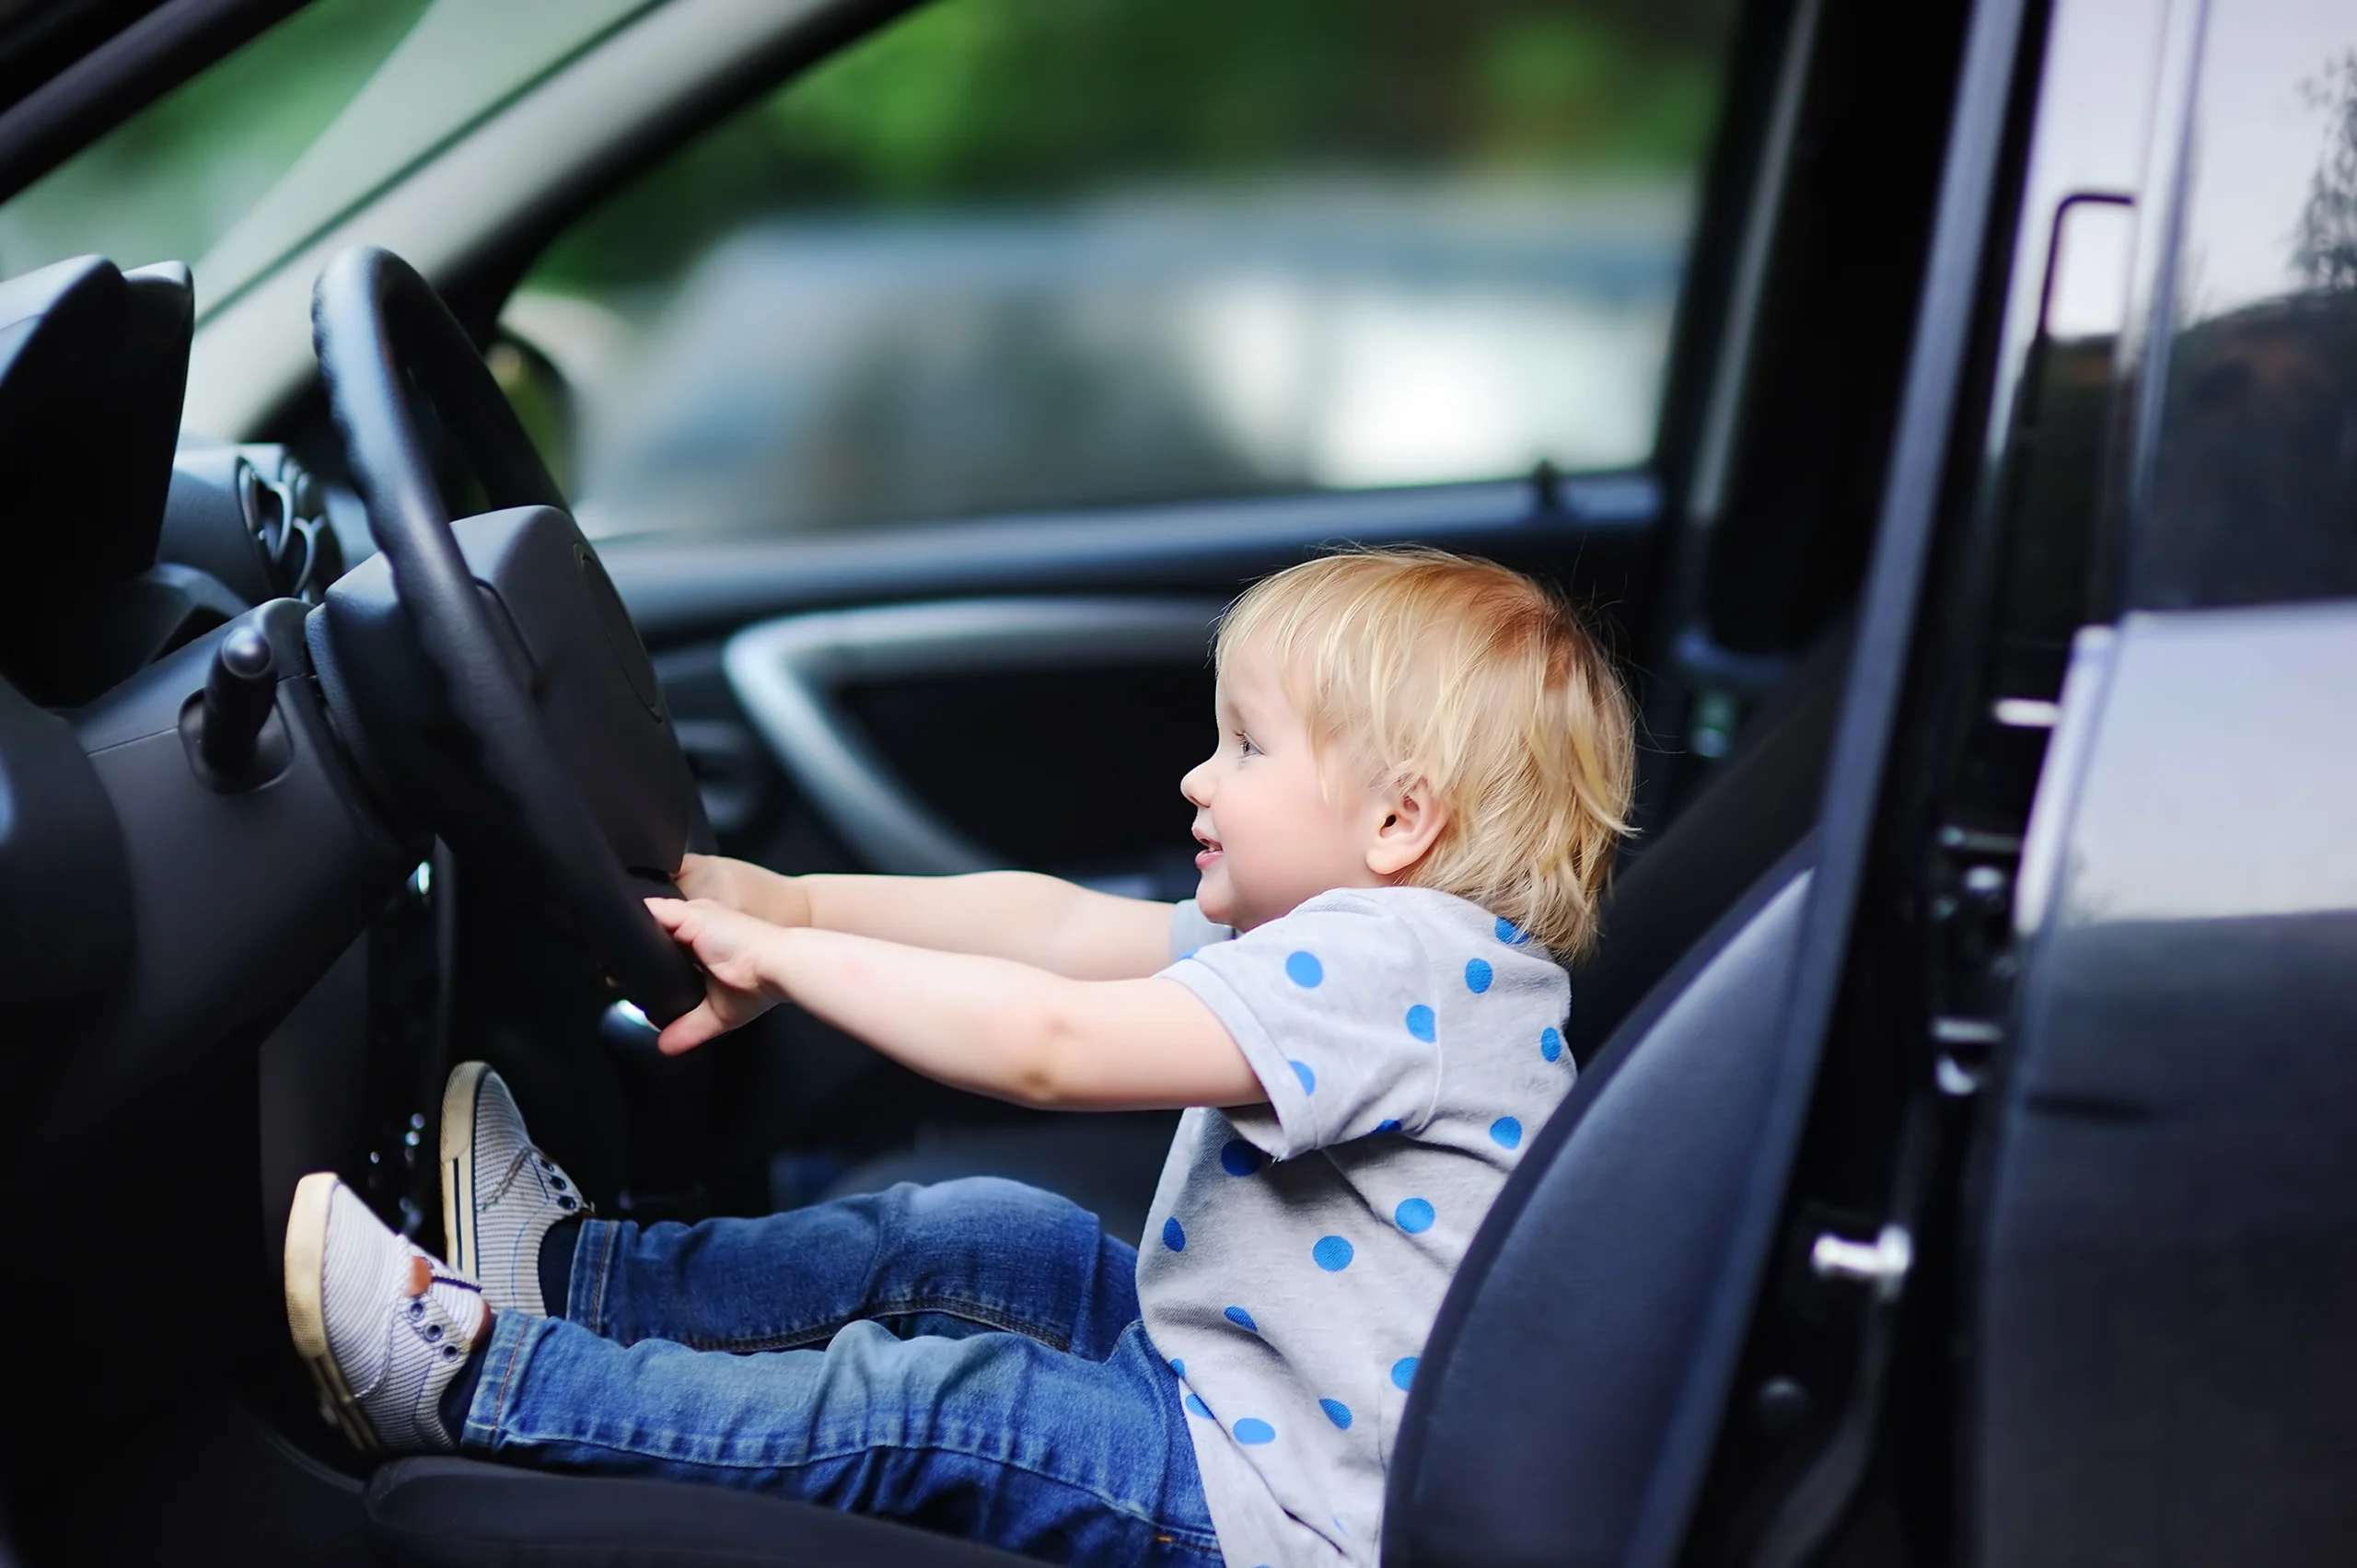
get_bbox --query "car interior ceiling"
[0,0,1982,1557]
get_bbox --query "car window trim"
[600,472,1658,647]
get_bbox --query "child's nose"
[1179,758,1213,807]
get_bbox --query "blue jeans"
[456,1178,1220,1565]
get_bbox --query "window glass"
[2137,0,2357,609]
[515,0,1738,539]
[0,0,430,292]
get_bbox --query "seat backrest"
[1567,629,1846,1065]
[1383,846,1815,1567]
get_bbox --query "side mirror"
[486,326,578,497]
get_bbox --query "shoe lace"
[482,1143,590,1214]
[484,1144,551,1206]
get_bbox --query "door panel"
[724,597,1220,881]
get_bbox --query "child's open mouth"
[1192,829,1224,871]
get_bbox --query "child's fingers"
[645,896,687,931]
[657,999,724,1055]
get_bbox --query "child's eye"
[1234,730,1260,758]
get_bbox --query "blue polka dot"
[1312,1235,1354,1271]
[1395,1197,1435,1234]
[1391,1356,1419,1390]
[1163,1217,1187,1250]
[1284,950,1324,988]
[1490,1116,1523,1150]
[1290,1060,1316,1094]
[1219,1139,1263,1177]
[1233,1418,1275,1446]
[1540,1027,1563,1063]
[1465,958,1493,993]
[1169,1359,1184,1376]
[1495,916,1531,945]
[1319,1399,1353,1429]
[1225,1306,1259,1332]
[1373,1119,1402,1134]
[1178,947,1201,961]
[1185,1393,1212,1418]
[1404,1005,1436,1042]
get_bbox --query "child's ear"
[1364,774,1447,877]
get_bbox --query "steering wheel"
[310,246,707,1025]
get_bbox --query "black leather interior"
[820,1112,1179,1248]
[365,1458,1041,1567]
[1384,843,1817,1567]
[1566,625,1847,1065]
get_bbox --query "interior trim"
[723,597,1221,874]
[608,474,1655,647]
[1686,0,1821,529]
[1628,0,2040,1555]
[2009,622,2113,939]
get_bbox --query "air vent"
[238,449,344,603]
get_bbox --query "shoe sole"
[438,1062,490,1281]
[284,1172,382,1454]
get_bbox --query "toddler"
[283,547,1633,1566]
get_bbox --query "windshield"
[0,0,429,295]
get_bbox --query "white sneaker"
[284,1173,488,1453]
[439,1061,588,1317]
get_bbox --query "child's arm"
[675,854,1174,981]
[646,897,1263,1111]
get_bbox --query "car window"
[0,0,431,296]
[2134,0,2357,610]
[512,0,1740,540]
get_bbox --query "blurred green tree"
[538,0,1735,291]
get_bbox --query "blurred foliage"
[537,0,1736,291]
[2297,50,2357,292]
[0,0,427,280]
[0,0,1733,298]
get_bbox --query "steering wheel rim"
[311,245,704,1025]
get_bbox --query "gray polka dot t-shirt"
[1142,886,1574,1568]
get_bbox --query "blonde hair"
[1217,547,1634,958]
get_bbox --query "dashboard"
[0,250,412,1095]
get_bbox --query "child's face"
[1179,641,1392,931]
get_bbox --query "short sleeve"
[1158,893,1442,1157]
[1167,899,1235,963]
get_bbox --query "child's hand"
[644,897,789,1054]
[674,854,810,926]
